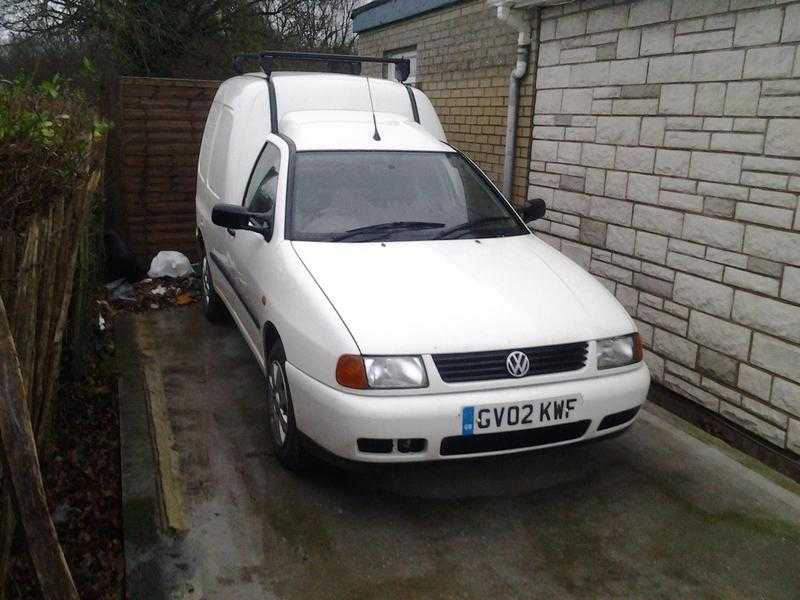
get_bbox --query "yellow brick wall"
[356,0,538,206]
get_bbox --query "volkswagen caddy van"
[195,52,649,470]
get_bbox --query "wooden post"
[37,158,103,447]
[0,294,79,600]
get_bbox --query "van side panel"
[197,78,271,230]
[197,102,219,188]
[224,88,271,208]
[196,100,221,221]
[209,107,234,200]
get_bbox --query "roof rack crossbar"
[232,51,411,82]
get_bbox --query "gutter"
[495,2,533,201]
[352,0,464,34]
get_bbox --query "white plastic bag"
[147,251,194,279]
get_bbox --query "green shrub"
[0,73,110,229]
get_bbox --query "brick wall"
[356,0,538,205]
[117,77,220,262]
[529,0,800,454]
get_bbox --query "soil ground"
[8,338,123,600]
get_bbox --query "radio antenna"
[365,76,381,141]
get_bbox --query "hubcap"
[268,361,289,447]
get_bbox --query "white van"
[195,52,649,470]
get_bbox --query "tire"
[267,340,311,471]
[200,252,227,322]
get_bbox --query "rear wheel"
[200,253,227,322]
[267,340,311,471]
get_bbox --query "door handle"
[226,228,236,237]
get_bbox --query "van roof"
[219,71,450,152]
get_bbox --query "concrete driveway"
[119,307,800,600]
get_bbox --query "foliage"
[267,0,357,52]
[0,73,111,228]
[0,0,358,81]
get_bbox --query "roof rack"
[232,50,411,82]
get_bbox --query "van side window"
[209,108,233,197]
[244,143,281,214]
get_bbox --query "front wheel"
[267,340,311,471]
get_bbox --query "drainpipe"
[496,3,532,201]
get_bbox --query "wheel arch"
[196,228,206,253]
[263,321,281,359]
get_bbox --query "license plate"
[460,396,582,436]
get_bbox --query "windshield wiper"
[436,216,514,239]
[331,221,445,242]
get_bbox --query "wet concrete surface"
[122,306,800,600]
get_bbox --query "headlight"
[596,333,643,370]
[364,356,428,388]
[336,355,428,389]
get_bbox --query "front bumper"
[287,362,650,463]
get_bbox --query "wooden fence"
[115,77,220,263]
[0,139,104,599]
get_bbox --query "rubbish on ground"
[109,282,136,303]
[103,252,200,313]
[105,274,200,313]
[105,278,126,291]
[148,251,194,279]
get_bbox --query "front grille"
[440,420,591,456]
[433,341,589,383]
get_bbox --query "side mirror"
[212,204,271,238]
[522,198,547,222]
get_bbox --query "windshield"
[288,151,528,242]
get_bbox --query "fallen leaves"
[175,292,195,306]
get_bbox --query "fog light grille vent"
[357,438,393,453]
